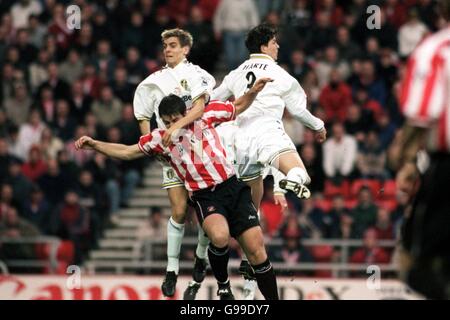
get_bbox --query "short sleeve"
[133,84,157,121]
[138,130,165,156]
[203,101,236,127]
[189,66,216,102]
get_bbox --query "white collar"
[249,54,275,61]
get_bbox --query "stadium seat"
[315,198,333,212]
[376,199,398,212]
[350,179,382,199]
[324,180,351,199]
[380,180,397,199]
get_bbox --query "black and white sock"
[252,258,279,300]
[208,243,229,284]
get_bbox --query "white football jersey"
[212,54,323,130]
[133,59,215,129]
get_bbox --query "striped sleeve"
[400,37,450,126]
[138,130,165,156]
[202,101,236,127]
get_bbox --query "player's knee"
[246,245,267,265]
[209,232,229,248]
[171,210,186,224]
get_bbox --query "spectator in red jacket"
[350,228,390,265]
[319,68,353,123]
[21,144,48,182]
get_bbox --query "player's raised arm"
[234,77,273,115]
[75,136,144,161]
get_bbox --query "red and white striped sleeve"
[138,129,165,156]
[202,100,236,127]
[400,31,450,127]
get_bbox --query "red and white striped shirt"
[400,26,450,152]
[138,100,236,191]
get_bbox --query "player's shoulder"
[205,100,233,111]
[412,28,450,61]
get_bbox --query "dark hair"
[158,94,186,118]
[245,23,278,54]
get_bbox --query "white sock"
[195,228,209,259]
[167,217,185,274]
[286,167,310,185]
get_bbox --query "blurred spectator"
[53,190,90,264]
[27,14,46,48]
[383,0,408,30]
[299,143,324,193]
[39,127,63,160]
[75,23,95,59]
[0,109,14,138]
[0,205,41,261]
[106,127,140,209]
[5,160,33,210]
[21,186,51,234]
[398,8,429,58]
[124,46,147,86]
[272,213,315,274]
[297,198,327,239]
[2,81,31,127]
[351,59,387,106]
[11,0,43,29]
[259,178,285,238]
[305,10,335,56]
[15,109,46,161]
[315,45,350,88]
[344,104,373,144]
[56,149,80,185]
[35,85,55,124]
[322,122,357,183]
[21,144,47,182]
[316,195,345,239]
[92,39,117,83]
[59,49,84,84]
[37,62,70,100]
[47,4,74,51]
[79,63,103,99]
[349,186,378,239]
[84,152,121,219]
[29,48,50,92]
[137,206,167,261]
[185,6,218,73]
[91,86,123,128]
[284,0,312,37]
[288,49,310,83]
[37,158,70,206]
[1,63,17,104]
[0,183,18,212]
[213,0,259,70]
[121,11,145,55]
[197,0,221,22]
[373,206,394,240]
[335,25,361,62]
[316,0,344,27]
[68,80,93,124]
[415,0,439,31]
[65,125,94,167]
[84,112,106,141]
[349,228,390,266]
[374,111,397,148]
[0,138,17,181]
[109,67,134,104]
[51,99,77,142]
[16,28,38,66]
[319,68,352,123]
[91,9,117,49]
[356,130,388,180]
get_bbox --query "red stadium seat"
[350,179,382,199]
[380,180,397,199]
[315,198,333,212]
[376,199,398,212]
[324,180,351,199]
[344,199,358,209]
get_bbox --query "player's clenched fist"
[75,136,95,150]
[315,127,327,143]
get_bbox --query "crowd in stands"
[0,0,447,276]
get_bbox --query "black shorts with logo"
[190,175,259,238]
